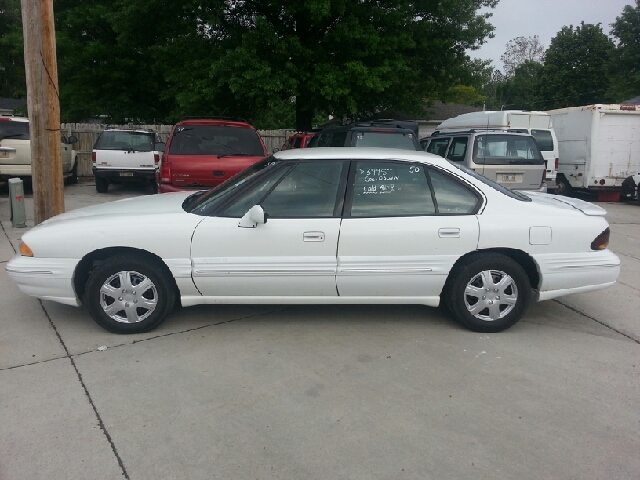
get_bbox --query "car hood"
[40,191,195,226]
[522,191,607,216]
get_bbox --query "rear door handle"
[303,231,325,242]
[438,228,460,238]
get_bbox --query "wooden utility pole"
[21,0,64,224]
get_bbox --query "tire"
[446,253,531,333]
[555,177,572,197]
[149,180,158,194]
[84,255,176,334]
[68,160,78,185]
[96,177,109,193]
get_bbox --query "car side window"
[329,131,348,147]
[446,137,468,162]
[426,138,450,158]
[349,161,435,217]
[259,161,345,217]
[220,167,290,218]
[427,168,479,214]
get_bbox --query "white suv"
[0,116,78,183]
[92,128,165,193]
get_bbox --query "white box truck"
[434,110,559,184]
[548,104,640,201]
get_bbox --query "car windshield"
[186,156,281,214]
[168,125,265,156]
[473,134,544,165]
[0,120,29,140]
[95,131,155,151]
[449,162,532,202]
[353,131,418,150]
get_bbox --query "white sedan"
[6,148,620,334]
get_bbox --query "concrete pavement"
[1,182,639,479]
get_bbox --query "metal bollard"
[8,178,27,228]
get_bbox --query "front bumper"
[6,254,81,306]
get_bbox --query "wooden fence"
[61,123,297,177]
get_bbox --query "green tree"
[0,0,26,99]
[199,0,499,130]
[500,35,544,77]
[538,22,615,110]
[609,0,640,102]
[497,60,543,110]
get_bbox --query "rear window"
[472,135,544,165]
[168,125,265,156]
[352,131,417,150]
[95,131,155,151]
[0,120,29,140]
[530,129,554,151]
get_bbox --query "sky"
[471,0,632,71]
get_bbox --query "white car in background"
[6,148,620,334]
[0,116,78,183]
[92,128,165,193]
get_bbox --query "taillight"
[591,228,610,250]
[555,158,559,170]
[154,153,160,165]
[542,169,546,182]
[160,159,171,183]
[92,151,96,164]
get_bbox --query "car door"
[337,160,481,300]
[190,160,348,297]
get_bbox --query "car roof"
[103,128,154,134]
[427,130,534,138]
[175,118,255,129]
[274,147,447,165]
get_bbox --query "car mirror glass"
[238,204,267,228]
[67,135,78,144]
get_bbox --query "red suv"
[281,132,315,150]
[158,118,267,193]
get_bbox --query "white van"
[435,110,559,185]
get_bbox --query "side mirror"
[238,205,268,228]
[156,141,166,151]
[272,147,280,153]
[67,135,78,144]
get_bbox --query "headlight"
[19,241,34,257]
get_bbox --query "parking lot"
[1,181,639,480]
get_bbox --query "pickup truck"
[92,128,165,193]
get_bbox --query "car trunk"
[165,154,265,188]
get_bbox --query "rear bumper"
[534,249,620,301]
[93,168,156,181]
[158,182,212,193]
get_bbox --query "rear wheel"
[95,177,108,193]
[446,253,531,333]
[555,176,572,197]
[85,255,176,334]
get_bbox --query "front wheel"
[85,255,176,334]
[68,160,78,184]
[446,254,531,333]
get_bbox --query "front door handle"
[438,228,460,238]
[303,231,325,242]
